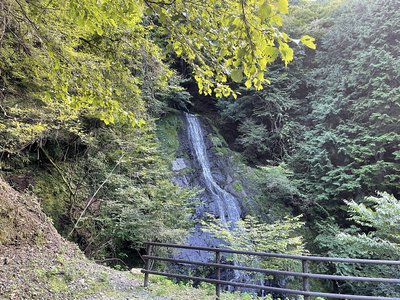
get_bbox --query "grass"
[141,274,328,299]
[133,274,276,300]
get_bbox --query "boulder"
[172,158,187,171]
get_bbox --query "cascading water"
[185,113,241,225]
[170,113,271,295]
[183,113,245,285]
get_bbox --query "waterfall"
[184,113,248,286]
[185,113,241,225]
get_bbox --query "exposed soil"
[0,177,164,300]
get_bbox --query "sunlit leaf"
[300,35,317,49]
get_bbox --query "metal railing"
[141,242,400,300]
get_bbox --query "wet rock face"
[172,158,187,171]
[171,113,246,262]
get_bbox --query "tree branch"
[39,146,76,197]
[67,154,125,239]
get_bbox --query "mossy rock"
[232,181,244,193]
[156,113,184,157]
[33,171,70,234]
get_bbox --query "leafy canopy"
[3,0,315,127]
[142,0,315,97]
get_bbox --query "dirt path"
[0,244,169,300]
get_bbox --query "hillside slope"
[0,177,156,300]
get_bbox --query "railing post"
[302,259,310,300]
[215,250,221,300]
[144,244,153,287]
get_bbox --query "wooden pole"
[215,250,221,300]
[144,244,153,287]
[302,259,310,300]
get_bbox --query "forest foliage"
[217,0,400,221]
[215,0,400,296]
[0,0,399,297]
[0,0,314,261]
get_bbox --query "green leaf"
[259,2,272,21]
[271,15,283,26]
[96,26,103,36]
[300,35,317,49]
[137,119,146,127]
[277,0,289,14]
[231,68,244,83]
[279,42,294,66]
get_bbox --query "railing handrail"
[144,241,400,265]
[143,270,400,300]
[141,242,400,300]
[142,255,400,284]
